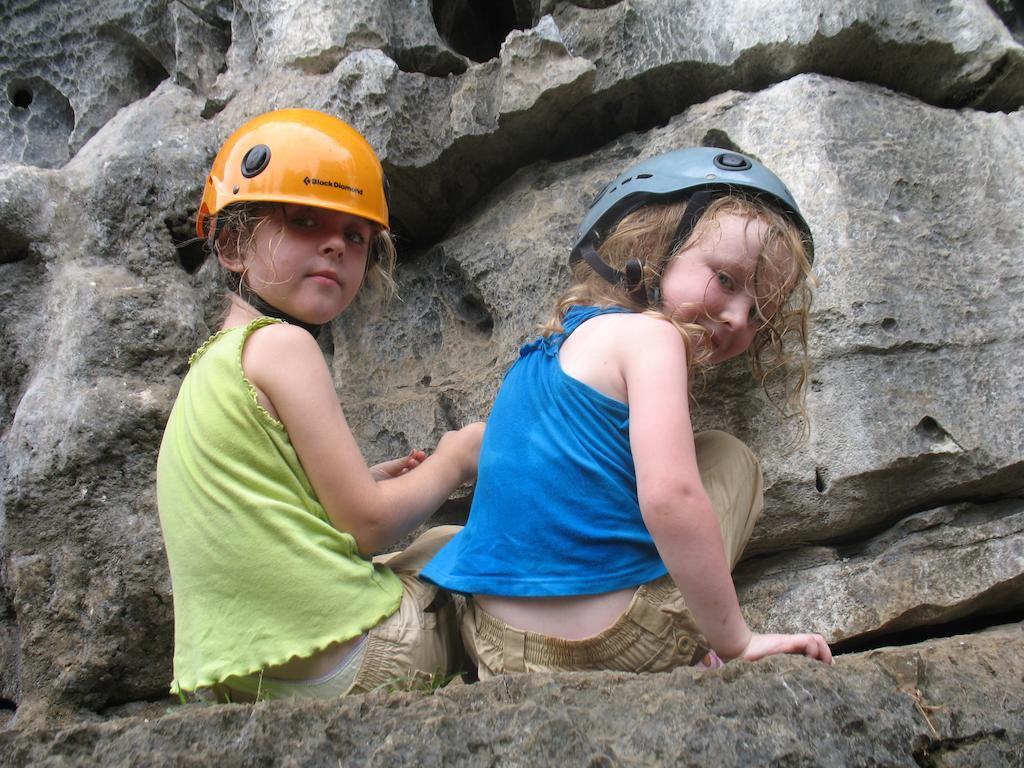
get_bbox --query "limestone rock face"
[1,628,1022,766]
[0,0,229,168]
[0,0,1022,758]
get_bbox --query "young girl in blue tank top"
[157,109,483,701]
[422,148,833,676]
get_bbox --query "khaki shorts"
[349,524,464,694]
[462,430,763,679]
[223,525,463,700]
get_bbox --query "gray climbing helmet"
[569,147,813,304]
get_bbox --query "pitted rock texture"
[0,1,1022,756]
[1,628,1022,766]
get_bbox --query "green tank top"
[156,317,402,693]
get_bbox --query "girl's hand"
[436,422,485,485]
[738,632,834,665]
[370,450,427,481]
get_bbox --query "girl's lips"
[309,271,341,286]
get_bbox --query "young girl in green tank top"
[157,109,482,701]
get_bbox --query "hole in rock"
[0,698,15,711]
[9,88,33,109]
[430,0,536,62]
[881,317,897,332]
[814,467,828,493]
[915,416,944,439]
[456,294,494,333]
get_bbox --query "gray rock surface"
[2,627,1022,766]
[0,1,1021,760]
[0,0,228,167]
[554,0,1024,110]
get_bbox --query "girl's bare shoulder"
[596,311,685,349]
[241,321,327,375]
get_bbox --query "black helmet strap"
[666,190,714,262]
[234,277,325,339]
[573,190,716,308]
[576,241,649,306]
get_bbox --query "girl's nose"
[319,231,346,258]
[721,296,753,331]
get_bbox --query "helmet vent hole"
[636,173,653,180]
[430,0,536,63]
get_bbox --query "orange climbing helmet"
[196,108,389,238]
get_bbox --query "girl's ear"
[216,228,246,275]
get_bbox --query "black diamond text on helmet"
[303,176,364,195]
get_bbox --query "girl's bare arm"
[617,315,831,663]
[243,323,483,553]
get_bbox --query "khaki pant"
[223,525,463,700]
[349,524,464,693]
[462,431,763,679]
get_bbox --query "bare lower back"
[474,588,636,640]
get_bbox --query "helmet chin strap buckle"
[572,242,652,307]
[624,258,648,305]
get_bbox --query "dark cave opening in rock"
[430,0,536,62]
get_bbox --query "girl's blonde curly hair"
[542,194,814,420]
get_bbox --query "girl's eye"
[291,216,316,229]
[346,230,367,245]
[717,272,735,291]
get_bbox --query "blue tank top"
[421,305,668,596]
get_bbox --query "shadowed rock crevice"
[388,44,470,77]
[95,24,172,97]
[830,605,1024,657]
[0,222,32,266]
[165,217,206,275]
[0,260,47,432]
[789,23,1024,111]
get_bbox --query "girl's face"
[226,203,373,324]
[660,212,786,364]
